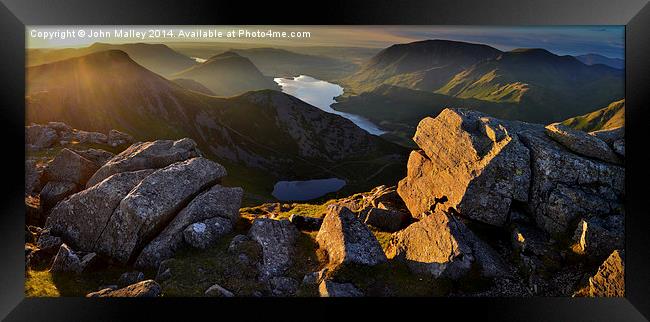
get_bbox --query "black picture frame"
[1,0,649,321]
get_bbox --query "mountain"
[27,42,197,76]
[229,48,358,81]
[333,84,517,147]
[341,40,503,95]
[26,50,406,196]
[172,51,280,96]
[576,54,624,69]
[561,99,625,131]
[436,48,623,122]
[172,78,215,95]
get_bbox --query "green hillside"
[561,99,625,131]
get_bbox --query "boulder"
[107,129,135,147]
[248,218,298,281]
[43,148,99,186]
[545,123,621,164]
[72,130,108,145]
[118,271,145,287]
[318,281,363,297]
[520,132,624,236]
[589,127,624,145]
[387,209,507,279]
[289,214,323,231]
[581,250,625,297]
[26,124,58,150]
[572,216,624,260]
[364,207,408,232]
[135,184,242,268]
[75,148,115,166]
[50,243,82,273]
[204,283,234,297]
[333,185,407,218]
[39,181,78,212]
[47,122,73,133]
[86,280,162,297]
[397,109,531,226]
[45,169,154,253]
[86,138,201,188]
[97,157,226,263]
[316,205,386,267]
[183,217,233,249]
[613,139,625,157]
[25,196,43,227]
[25,159,46,196]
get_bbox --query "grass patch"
[25,266,129,297]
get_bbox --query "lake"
[274,75,386,135]
[271,178,346,201]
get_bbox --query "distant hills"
[172,51,280,96]
[335,40,624,144]
[561,99,625,132]
[27,42,197,77]
[26,50,406,195]
[575,53,624,69]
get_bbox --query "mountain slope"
[341,39,503,95]
[561,99,625,131]
[26,50,406,195]
[435,48,624,122]
[27,42,197,76]
[172,51,280,96]
[576,54,624,69]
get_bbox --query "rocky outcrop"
[43,148,99,186]
[107,129,135,148]
[39,181,78,213]
[86,280,162,297]
[397,108,624,241]
[334,185,408,219]
[572,216,624,260]
[86,138,201,188]
[387,209,507,279]
[248,218,298,281]
[398,110,531,226]
[26,122,133,151]
[545,123,621,164]
[135,184,242,268]
[95,157,226,263]
[316,205,387,267]
[26,124,58,150]
[578,250,625,297]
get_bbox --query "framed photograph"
[1,0,649,321]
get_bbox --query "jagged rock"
[107,129,134,147]
[589,127,624,145]
[248,218,298,281]
[75,148,115,166]
[46,169,154,253]
[580,250,625,297]
[86,138,201,188]
[289,214,323,231]
[39,181,78,212]
[572,216,624,260]
[25,159,46,196]
[521,132,624,236]
[118,271,145,287]
[613,139,625,157]
[387,209,507,279]
[318,281,363,297]
[50,243,82,273]
[545,123,621,164]
[71,130,108,145]
[183,217,233,249]
[398,109,531,226]
[43,148,99,187]
[204,283,234,297]
[269,276,299,296]
[135,184,242,268]
[364,207,408,232]
[86,280,162,297]
[26,124,58,150]
[334,185,407,219]
[36,229,62,252]
[97,157,226,263]
[316,205,386,267]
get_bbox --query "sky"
[26,25,625,59]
